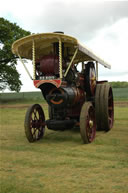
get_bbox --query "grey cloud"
[28,1,128,41]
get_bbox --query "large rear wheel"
[24,104,45,142]
[80,102,96,144]
[95,83,114,131]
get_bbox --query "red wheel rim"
[86,106,96,142]
[30,106,45,141]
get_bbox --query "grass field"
[0,100,128,193]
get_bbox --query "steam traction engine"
[12,32,114,144]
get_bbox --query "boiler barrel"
[46,87,85,108]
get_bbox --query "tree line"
[110,81,128,88]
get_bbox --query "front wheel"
[80,102,96,144]
[24,104,45,142]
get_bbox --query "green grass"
[0,102,128,193]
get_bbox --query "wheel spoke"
[34,110,38,120]
[33,130,37,139]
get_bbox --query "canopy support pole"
[64,48,78,77]
[96,61,98,81]
[18,54,33,80]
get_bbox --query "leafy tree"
[0,18,31,92]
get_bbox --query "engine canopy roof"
[12,32,111,69]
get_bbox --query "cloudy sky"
[1,0,128,91]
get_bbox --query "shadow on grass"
[39,128,82,145]
[27,128,107,146]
